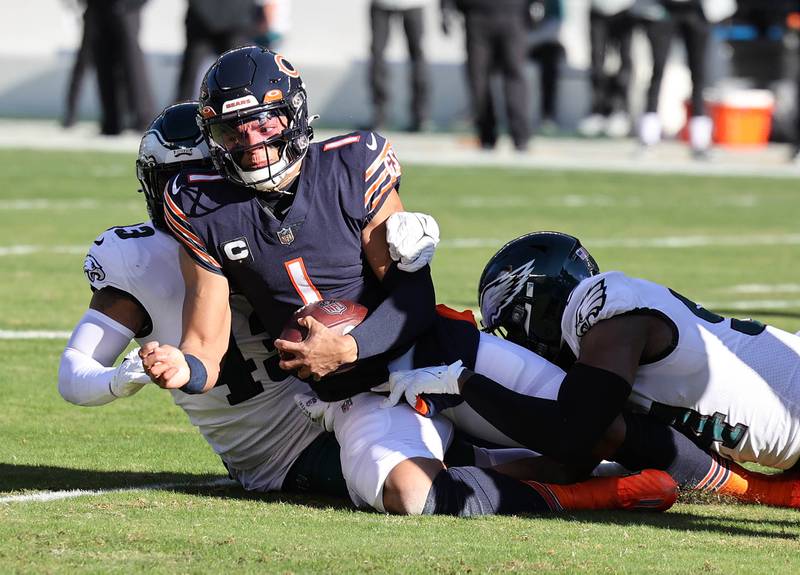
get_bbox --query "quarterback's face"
[216,113,289,170]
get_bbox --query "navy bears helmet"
[478,231,600,362]
[198,45,314,192]
[136,101,212,230]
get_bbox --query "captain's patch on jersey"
[221,237,253,264]
[83,254,105,283]
[575,278,607,337]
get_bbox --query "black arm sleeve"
[349,263,436,360]
[459,363,631,463]
[556,362,631,449]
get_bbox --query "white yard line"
[3,120,800,178]
[0,478,237,504]
[0,245,86,257]
[4,292,798,344]
[440,234,800,250]
[721,284,800,294]
[0,330,72,339]
[12,233,800,258]
[700,300,800,311]
[0,199,100,210]
[0,199,141,211]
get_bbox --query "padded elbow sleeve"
[58,309,135,406]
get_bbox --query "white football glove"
[385,212,440,272]
[109,348,152,398]
[294,392,339,432]
[373,360,464,410]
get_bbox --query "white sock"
[689,115,713,151]
[639,112,661,146]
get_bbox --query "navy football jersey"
[165,131,400,336]
[164,131,405,398]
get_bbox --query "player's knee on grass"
[332,393,453,512]
[382,457,445,515]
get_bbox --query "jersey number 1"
[284,257,322,305]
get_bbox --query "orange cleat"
[700,456,800,508]
[524,469,678,512]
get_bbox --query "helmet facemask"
[478,232,600,363]
[202,91,311,193]
[479,267,565,362]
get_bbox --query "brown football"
[278,299,368,361]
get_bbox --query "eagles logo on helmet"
[198,46,315,193]
[136,102,212,230]
[478,231,600,362]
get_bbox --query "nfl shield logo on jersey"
[277,226,295,245]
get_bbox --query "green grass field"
[1,148,799,573]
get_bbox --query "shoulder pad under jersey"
[561,271,642,354]
[83,222,158,294]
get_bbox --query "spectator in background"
[253,0,291,50]
[62,0,93,128]
[527,0,565,135]
[368,0,431,132]
[443,0,531,151]
[175,0,255,102]
[85,0,154,135]
[578,0,637,139]
[788,8,800,161]
[638,0,737,158]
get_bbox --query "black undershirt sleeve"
[349,263,436,360]
[557,362,632,449]
[460,372,579,462]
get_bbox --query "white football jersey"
[84,222,322,489]
[562,271,800,469]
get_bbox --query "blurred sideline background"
[0,0,770,137]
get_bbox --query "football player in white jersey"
[383,231,800,507]
[61,103,677,515]
[59,102,343,495]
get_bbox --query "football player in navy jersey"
[141,46,678,516]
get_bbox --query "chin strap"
[257,161,302,194]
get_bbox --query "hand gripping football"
[278,299,368,360]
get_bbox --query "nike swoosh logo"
[366,133,377,151]
[93,238,104,246]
